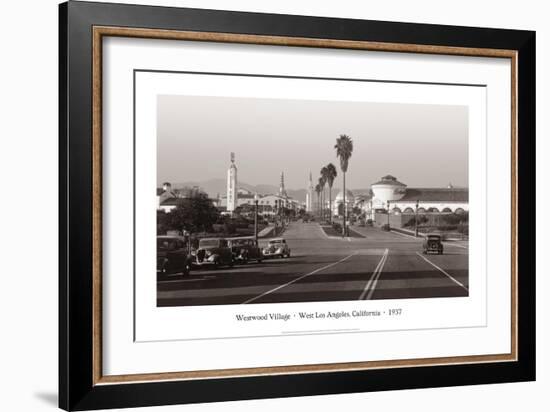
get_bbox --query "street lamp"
[414,200,419,237]
[254,193,259,242]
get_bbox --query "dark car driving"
[157,236,192,277]
[228,237,263,264]
[192,237,234,268]
[422,234,444,255]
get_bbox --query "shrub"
[458,225,469,235]
[436,225,458,231]
[381,224,390,231]
[404,215,428,228]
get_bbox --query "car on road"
[157,236,192,277]
[192,237,234,268]
[228,237,263,263]
[262,238,291,258]
[423,234,444,255]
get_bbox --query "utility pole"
[254,193,259,243]
[415,200,419,237]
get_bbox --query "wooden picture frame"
[59,1,535,410]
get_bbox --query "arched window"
[455,207,465,214]
[417,207,426,214]
[428,207,440,213]
[392,207,402,214]
[442,207,452,213]
[403,207,414,214]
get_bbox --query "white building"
[332,189,355,216]
[156,182,177,212]
[365,175,468,220]
[226,152,238,213]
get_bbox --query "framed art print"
[59,1,535,410]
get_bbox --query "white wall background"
[0,0,546,411]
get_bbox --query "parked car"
[157,236,192,277]
[262,238,291,258]
[191,237,233,268]
[423,234,444,255]
[228,237,263,263]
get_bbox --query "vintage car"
[157,236,192,277]
[262,238,291,258]
[191,237,233,268]
[422,234,444,255]
[228,237,263,263]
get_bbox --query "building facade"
[332,189,355,217]
[365,175,469,221]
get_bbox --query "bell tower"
[226,152,238,213]
[279,171,287,198]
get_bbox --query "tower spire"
[279,171,287,197]
[226,152,237,214]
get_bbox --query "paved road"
[157,222,468,307]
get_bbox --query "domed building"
[333,189,355,217]
[370,175,407,210]
[364,174,469,225]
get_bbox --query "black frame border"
[59,1,535,410]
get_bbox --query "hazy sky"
[157,95,468,190]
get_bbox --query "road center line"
[359,248,389,300]
[241,252,357,304]
[415,252,468,290]
[365,252,389,300]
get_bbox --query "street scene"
[156,95,469,307]
[157,221,468,307]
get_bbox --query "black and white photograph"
[156,94,470,307]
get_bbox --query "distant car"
[423,234,444,255]
[228,237,263,263]
[192,237,233,268]
[157,236,192,277]
[262,238,291,258]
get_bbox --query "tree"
[318,174,326,221]
[334,134,354,236]
[157,209,171,235]
[315,183,322,218]
[325,163,337,223]
[161,191,220,234]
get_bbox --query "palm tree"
[318,175,326,221]
[334,134,354,236]
[320,166,329,221]
[315,183,322,218]
[325,163,337,223]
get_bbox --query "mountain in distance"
[171,179,308,201]
[170,178,370,203]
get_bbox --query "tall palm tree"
[315,183,322,218]
[318,174,326,221]
[325,163,337,224]
[334,134,354,236]
[320,166,329,221]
